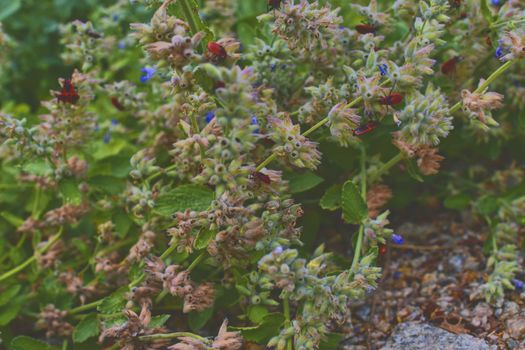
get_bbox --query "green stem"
[369,152,404,183]
[139,331,207,342]
[351,146,367,271]
[0,228,64,282]
[146,164,177,184]
[283,297,293,350]
[179,0,200,35]
[68,300,103,315]
[187,251,206,271]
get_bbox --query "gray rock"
[381,322,496,350]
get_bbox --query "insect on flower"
[250,171,271,185]
[379,245,387,255]
[441,56,461,75]
[355,23,376,35]
[379,92,403,106]
[353,121,379,136]
[110,97,125,111]
[55,79,80,104]
[207,41,227,60]
[267,0,282,11]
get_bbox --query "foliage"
[0,0,524,349]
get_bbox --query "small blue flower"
[112,14,119,22]
[140,67,156,83]
[391,234,404,245]
[512,278,524,290]
[111,119,118,126]
[495,45,504,59]
[205,111,215,123]
[393,271,402,280]
[270,63,277,72]
[491,0,502,5]
[251,115,260,133]
[118,40,126,50]
[378,64,388,76]
[273,246,283,254]
[280,64,287,70]
[103,132,111,144]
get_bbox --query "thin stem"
[68,300,103,315]
[369,152,404,183]
[187,251,206,271]
[283,297,293,350]
[139,332,207,342]
[0,227,64,282]
[351,146,367,271]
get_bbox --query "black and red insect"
[353,121,379,136]
[441,56,461,75]
[267,0,282,11]
[110,97,125,111]
[55,79,80,104]
[207,41,227,60]
[355,23,377,35]
[379,92,404,106]
[379,245,387,255]
[250,171,271,185]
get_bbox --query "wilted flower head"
[461,79,504,126]
[327,103,360,147]
[498,29,525,61]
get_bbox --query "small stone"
[506,316,525,340]
[381,322,496,350]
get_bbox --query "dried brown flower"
[416,146,444,176]
[36,305,74,338]
[367,184,393,218]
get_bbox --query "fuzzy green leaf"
[60,179,82,205]
[231,313,285,343]
[10,336,59,350]
[149,314,171,328]
[320,184,342,211]
[0,284,21,307]
[286,171,324,194]
[97,287,127,314]
[154,184,215,217]
[341,181,368,224]
[73,313,99,343]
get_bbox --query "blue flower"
[378,64,388,76]
[205,111,215,123]
[495,45,504,59]
[270,63,277,72]
[491,0,502,5]
[391,234,404,245]
[111,119,118,126]
[512,278,524,290]
[273,246,283,254]
[140,67,156,83]
[251,115,260,133]
[112,14,119,22]
[118,40,126,50]
[103,132,111,144]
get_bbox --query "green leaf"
[320,184,342,211]
[444,193,471,210]
[0,0,21,21]
[194,229,215,250]
[0,211,24,227]
[341,181,368,224]
[113,210,132,238]
[247,304,269,324]
[285,172,324,194]
[188,307,213,331]
[0,298,23,326]
[480,0,493,25]
[476,195,500,215]
[10,336,59,350]
[97,287,127,314]
[0,285,21,307]
[404,158,424,182]
[92,139,128,160]
[153,184,215,217]
[149,314,171,328]
[319,333,344,350]
[231,313,285,343]
[59,179,82,205]
[73,314,99,343]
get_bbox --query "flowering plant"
[0,0,524,349]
